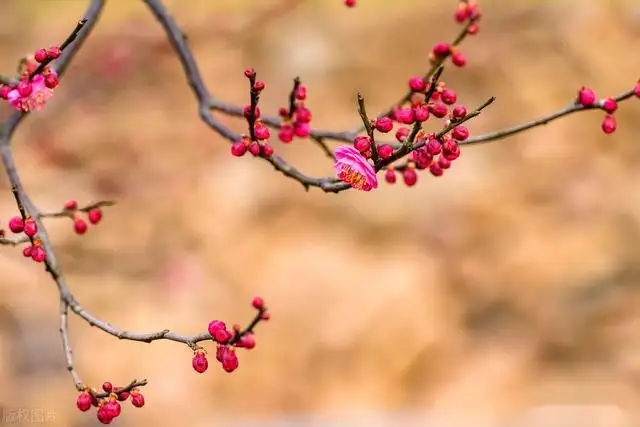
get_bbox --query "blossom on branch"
[5,71,58,112]
[334,145,378,191]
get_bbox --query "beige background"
[1,0,640,426]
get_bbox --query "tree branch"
[462,88,637,145]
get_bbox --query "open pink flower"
[7,72,56,112]
[334,145,378,191]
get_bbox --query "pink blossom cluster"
[0,47,61,112]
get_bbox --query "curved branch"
[1,0,268,401]
[0,0,106,393]
[142,0,344,192]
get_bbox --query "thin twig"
[39,200,116,218]
[379,96,495,167]
[0,75,14,85]
[462,88,636,145]
[29,19,88,80]
[356,93,379,164]
[405,65,446,146]
[311,137,336,160]
[287,77,301,119]
[0,236,29,246]
[59,301,83,389]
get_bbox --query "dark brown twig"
[28,19,88,80]
[287,77,301,119]
[356,93,379,164]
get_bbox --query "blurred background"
[0,0,639,426]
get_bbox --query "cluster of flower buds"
[5,216,46,262]
[334,76,473,190]
[231,69,275,158]
[232,70,314,158]
[0,46,61,112]
[576,86,624,135]
[277,79,312,143]
[428,0,482,68]
[1,201,107,262]
[193,296,269,374]
[63,200,104,234]
[76,382,145,424]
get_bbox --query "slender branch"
[405,65,446,146]
[0,236,29,246]
[437,96,495,136]
[462,88,636,145]
[60,301,83,389]
[39,200,116,218]
[3,124,265,397]
[28,18,88,80]
[68,302,265,349]
[211,100,359,143]
[245,71,260,141]
[356,93,379,164]
[414,96,495,153]
[378,96,495,167]
[0,75,14,85]
[311,137,336,160]
[287,77,301,119]
[9,183,38,249]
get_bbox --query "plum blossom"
[333,145,378,191]
[6,71,57,112]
